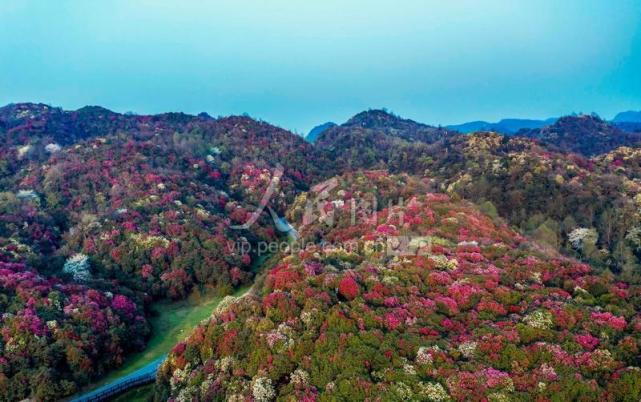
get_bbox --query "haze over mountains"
[613,110,641,123]
[306,109,641,141]
[446,117,559,134]
[305,108,641,156]
[3,102,641,401]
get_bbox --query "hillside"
[314,112,641,275]
[0,255,149,401]
[156,172,641,401]
[0,103,209,148]
[423,134,641,274]
[0,106,330,400]
[4,113,327,290]
[0,103,212,190]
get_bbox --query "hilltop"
[517,114,641,156]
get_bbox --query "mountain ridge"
[517,114,641,156]
[447,117,557,133]
[305,121,336,143]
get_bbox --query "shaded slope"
[517,115,641,156]
[316,109,454,172]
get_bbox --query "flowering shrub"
[568,227,598,250]
[590,311,627,331]
[338,275,360,300]
[62,253,91,282]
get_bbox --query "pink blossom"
[384,312,401,330]
[483,368,511,388]
[591,312,626,331]
[111,295,137,319]
[376,224,398,235]
[435,296,459,314]
[575,333,599,350]
[141,264,154,278]
[383,297,400,307]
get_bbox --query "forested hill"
[3,103,641,400]
[0,103,329,400]
[516,114,641,156]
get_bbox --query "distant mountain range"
[446,117,558,134]
[612,111,641,132]
[305,122,336,142]
[446,111,641,135]
[613,110,641,123]
[307,109,641,141]
[307,109,641,157]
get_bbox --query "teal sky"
[1,0,640,133]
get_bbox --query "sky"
[1,0,640,134]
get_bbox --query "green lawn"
[110,384,155,402]
[86,285,251,389]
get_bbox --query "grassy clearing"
[110,384,155,402]
[88,285,250,388]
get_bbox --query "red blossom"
[338,275,360,300]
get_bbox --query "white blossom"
[252,377,275,402]
[215,356,235,373]
[16,189,39,200]
[289,369,310,387]
[416,345,441,365]
[458,341,477,358]
[457,240,478,247]
[568,228,598,250]
[17,144,32,159]
[417,382,450,401]
[523,310,553,330]
[403,363,417,375]
[45,143,62,153]
[393,382,414,401]
[63,253,91,282]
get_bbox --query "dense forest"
[2,104,641,400]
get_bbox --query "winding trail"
[69,357,166,402]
